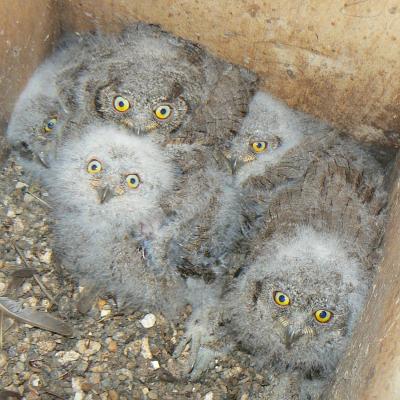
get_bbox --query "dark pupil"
[257,142,263,148]
[279,295,286,303]
[320,311,327,318]
[160,108,167,115]
[48,121,54,128]
[130,178,136,184]
[91,164,97,170]
[119,101,125,107]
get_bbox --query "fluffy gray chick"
[5,33,109,180]
[43,124,186,317]
[222,140,388,399]
[64,23,257,149]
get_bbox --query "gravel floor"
[0,157,276,400]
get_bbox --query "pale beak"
[35,152,50,168]
[98,185,112,204]
[284,327,304,349]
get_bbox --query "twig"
[25,190,52,209]
[12,243,58,307]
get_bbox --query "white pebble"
[150,360,160,370]
[39,249,52,264]
[21,281,32,294]
[15,181,28,189]
[140,313,156,328]
[204,392,214,400]
[6,209,16,218]
[100,308,112,317]
[56,350,81,364]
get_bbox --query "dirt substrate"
[0,157,281,400]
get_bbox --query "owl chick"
[228,91,389,245]
[225,91,335,180]
[42,124,185,316]
[6,32,113,181]
[223,227,370,400]
[66,23,257,148]
[222,138,388,398]
[144,142,241,378]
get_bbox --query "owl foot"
[173,306,222,381]
[173,329,218,381]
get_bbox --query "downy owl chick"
[67,23,257,148]
[225,91,335,181]
[6,33,103,180]
[222,138,388,398]
[146,143,241,378]
[43,125,185,316]
[229,91,389,244]
[223,227,370,399]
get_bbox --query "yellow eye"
[43,117,58,133]
[273,291,290,307]
[126,174,140,189]
[113,96,130,112]
[87,159,102,174]
[154,104,172,120]
[251,141,267,153]
[314,310,333,323]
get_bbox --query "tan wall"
[0,1,60,159]
[1,1,400,398]
[58,0,400,148]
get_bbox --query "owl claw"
[172,334,191,358]
[173,330,216,380]
[188,346,216,382]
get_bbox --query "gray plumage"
[228,91,387,246]
[42,125,185,317]
[5,33,102,180]
[223,227,369,399]
[222,137,388,399]
[63,23,257,148]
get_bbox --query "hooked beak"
[284,327,304,349]
[34,152,50,169]
[97,185,113,204]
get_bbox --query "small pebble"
[38,249,52,264]
[140,313,156,328]
[141,337,152,359]
[37,340,57,354]
[0,351,8,368]
[150,360,160,370]
[6,209,16,218]
[76,339,101,356]
[15,181,28,189]
[56,350,81,364]
[107,339,118,353]
[204,392,213,400]
[100,308,112,317]
[108,390,119,400]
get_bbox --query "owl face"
[94,69,190,137]
[81,48,207,143]
[46,124,174,228]
[226,227,368,375]
[224,91,305,181]
[7,92,65,174]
